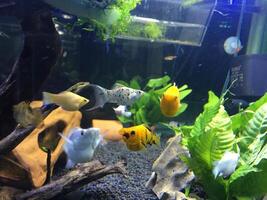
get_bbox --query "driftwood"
[15,160,126,200]
[0,126,35,155]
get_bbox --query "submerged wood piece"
[0,186,23,200]
[0,126,35,155]
[16,160,126,200]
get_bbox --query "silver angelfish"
[86,84,145,111]
[59,127,102,168]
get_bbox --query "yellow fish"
[119,124,160,151]
[43,91,89,111]
[160,84,180,117]
[13,101,43,128]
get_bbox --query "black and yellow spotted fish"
[119,124,160,151]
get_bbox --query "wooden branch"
[0,126,35,155]
[15,160,126,200]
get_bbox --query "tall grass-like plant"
[181,92,267,200]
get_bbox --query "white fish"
[212,151,239,178]
[86,84,144,111]
[113,105,132,117]
[59,127,102,168]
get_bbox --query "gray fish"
[86,84,145,111]
[59,127,102,168]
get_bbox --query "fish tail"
[42,92,55,105]
[86,84,108,111]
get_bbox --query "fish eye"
[130,131,135,136]
[83,99,87,102]
[81,130,84,135]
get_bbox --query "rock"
[92,119,123,141]
[146,135,195,200]
[0,101,82,188]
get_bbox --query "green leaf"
[192,106,235,169]
[231,93,267,133]
[179,84,188,91]
[229,165,260,185]
[253,143,267,166]
[190,91,221,138]
[116,80,129,87]
[129,76,141,89]
[146,75,170,89]
[153,83,172,96]
[173,103,188,117]
[180,89,192,101]
[116,115,133,124]
[229,160,267,197]
[239,103,267,164]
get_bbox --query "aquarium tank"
[1,0,267,200]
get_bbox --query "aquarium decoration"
[115,75,192,126]
[178,91,267,200]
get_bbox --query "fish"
[160,84,181,117]
[43,91,89,111]
[59,127,102,168]
[119,124,160,151]
[13,101,43,128]
[86,84,144,111]
[164,55,177,61]
[212,151,239,178]
[113,105,132,117]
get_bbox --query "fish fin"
[99,134,108,146]
[111,83,125,90]
[66,159,75,169]
[86,85,108,111]
[58,132,73,145]
[42,92,55,105]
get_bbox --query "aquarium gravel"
[64,140,167,200]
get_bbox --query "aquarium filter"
[230,54,267,97]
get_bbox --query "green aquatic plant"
[143,22,165,39]
[76,0,141,40]
[180,91,267,200]
[181,0,203,7]
[121,22,166,40]
[116,75,192,126]
[53,0,141,40]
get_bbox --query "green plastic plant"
[115,75,192,126]
[180,91,267,200]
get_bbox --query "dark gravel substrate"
[68,139,167,200]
